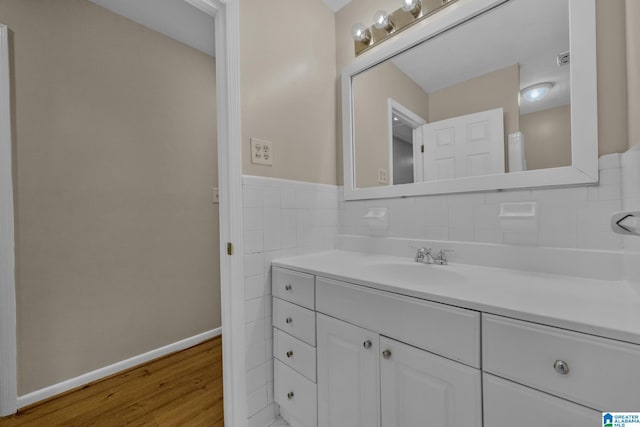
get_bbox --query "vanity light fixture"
[521,82,553,102]
[351,23,372,44]
[401,0,422,18]
[373,10,395,33]
[352,0,457,56]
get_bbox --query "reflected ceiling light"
[521,83,553,102]
[373,10,395,33]
[351,23,372,44]
[401,0,422,18]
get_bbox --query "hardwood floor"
[0,337,223,427]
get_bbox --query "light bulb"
[401,0,422,17]
[351,23,372,44]
[373,10,394,32]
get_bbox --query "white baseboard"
[16,327,222,409]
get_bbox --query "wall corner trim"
[16,328,222,409]
[0,22,18,418]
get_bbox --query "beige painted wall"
[240,0,337,185]
[1,0,220,394]
[336,0,630,184]
[627,0,640,147]
[596,0,628,155]
[520,105,572,171]
[352,62,429,188]
[352,63,519,187]
[429,64,519,171]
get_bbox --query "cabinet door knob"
[285,284,292,291]
[554,360,570,375]
[363,340,372,349]
[382,349,392,359]
[286,350,294,358]
[285,317,292,324]
[287,391,294,400]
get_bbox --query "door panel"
[317,314,380,427]
[422,108,505,181]
[380,337,482,427]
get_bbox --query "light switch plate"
[251,138,273,166]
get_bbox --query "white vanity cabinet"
[483,374,601,427]
[272,262,639,427]
[483,314,640,424]
[316,313,380,427]
[316,313,482,427]
[272,268,317,427]
[315,277,483,427]
[379,336,482,427]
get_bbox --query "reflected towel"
[508,131,526,172]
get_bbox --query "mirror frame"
[342,0,598,200]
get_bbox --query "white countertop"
[272,250,640,345]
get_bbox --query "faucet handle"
[435,249,454,264]
[411,246,431,262]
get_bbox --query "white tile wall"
[242,175,339,422]
[339,154,624,251]
[622,147,640,293]
[240,151,637,423]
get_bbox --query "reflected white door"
[421,108,505,181]
[317,314,380,427]
[380,337,482,427]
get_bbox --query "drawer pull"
[287,391,294,400]
[382,349,392,360]
[286,350,294,358]
[554,360,570,375]
[285,317,293,324]
[363,340,372,349]
[285,284,292,291]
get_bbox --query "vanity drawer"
[274,328,317,382]
[275,360,317,427]
[273,267,315,310]
[483,314,640,410]
[273,297,316,346]
[483,373,601,426]
[316,277,481,368]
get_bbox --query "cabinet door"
[380,337,482,427]
[317,313,380,427]
[483,373,601,427]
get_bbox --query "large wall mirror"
[342,0,598,200]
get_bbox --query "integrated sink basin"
[364,261,468,285]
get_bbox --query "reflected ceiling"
[389,0,570,115]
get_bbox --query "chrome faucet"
[414,247,454,265]
[432,249,454,265]
[415,247,432,263]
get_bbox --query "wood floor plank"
[0,337,224,426]
[11,341,218,424]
